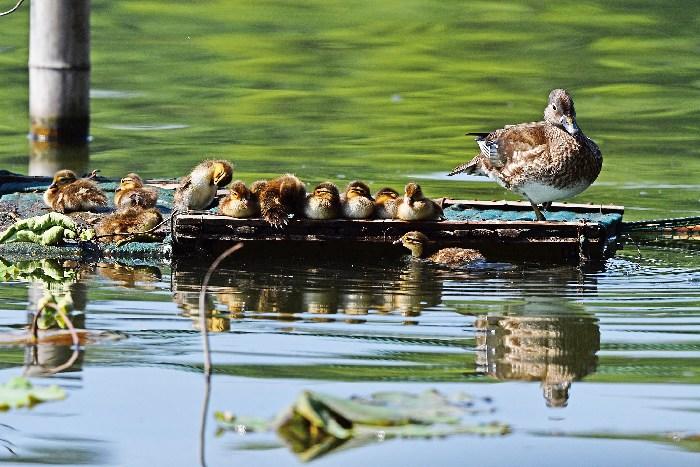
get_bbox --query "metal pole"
[28,0,90,144]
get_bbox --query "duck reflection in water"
[474,270,600,407]
[171,259,445,328]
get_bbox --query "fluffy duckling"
[218,181,259,218]
[374,187,400,219]
[114,173,158,209]
[396,182,444,221]
[173,160,233,211]
[395,231,484,265]
[43,169,108,213]
[340,181,375,219]
[304,182,341,220]
[95,207,163,244]
[252,174,306,228]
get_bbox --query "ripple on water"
[105,123,189,131]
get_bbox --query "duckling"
[374,187,400,219]
[43,169,108,213]
[173,160,233,211]
[304,182,341,220]
[340,181,375,219]
[251,174,306,228]
[218,181,260,218]
[95,207,163,244]
[395,182,444,221]
[395,231,484,265]
[114,173,158,209]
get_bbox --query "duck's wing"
[480,122,548,169]
[449,123,548,176]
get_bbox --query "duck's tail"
[448,156,481,176]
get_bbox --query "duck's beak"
[49,183,58,189]
[562,116,579,136]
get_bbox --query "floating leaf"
[217,389,509,461]
[0,376,66,411]
[0,213,80,246]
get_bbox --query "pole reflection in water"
[474,270,600,408]
[28,141,89,177]
[25,270,88,376]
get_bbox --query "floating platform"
[173,200,624,264]
[0,171,625,264]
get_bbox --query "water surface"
[1,0,700,465]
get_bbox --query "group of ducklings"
[42,160,482,263]
[216,175,444,227]
[43,169,162,243]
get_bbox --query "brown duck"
[173,160,233,211]
[251,174,306,228]
[219,181,260,218]
[396,182,444,221]
[114,173,158,209]
[374,187,400,219]
[395,231,484,265]
[303,182,341,220]
[95,207,163,244]
[340,181,375,219]
[448,89,602,221]
[43,169,108,213]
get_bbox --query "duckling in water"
[173,160,233,211]
[395,231,484,265]
[304,182,341,219]
[374,187,400,219]
[341,181,375,219]
[95,207,163,244]
[114,173,158,209]
[396,182,444,221]
[43,169,108,213]
[251,174,306,228]
[218,181,259,218]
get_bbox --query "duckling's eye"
[552,104,557,111]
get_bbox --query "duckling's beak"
[561,116,579,136]
[49,182,58,189]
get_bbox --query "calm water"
[1,0,700,465]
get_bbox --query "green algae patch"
[0,376,66,411]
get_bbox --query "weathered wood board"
[173,200,624,264]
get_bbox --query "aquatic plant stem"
[198,242,243,467]
[0,0,25,17]
[25,302,81,375]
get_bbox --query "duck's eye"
[552,104,557,111]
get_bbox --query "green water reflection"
[1,1,699,219]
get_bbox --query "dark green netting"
[444,204,623,228]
